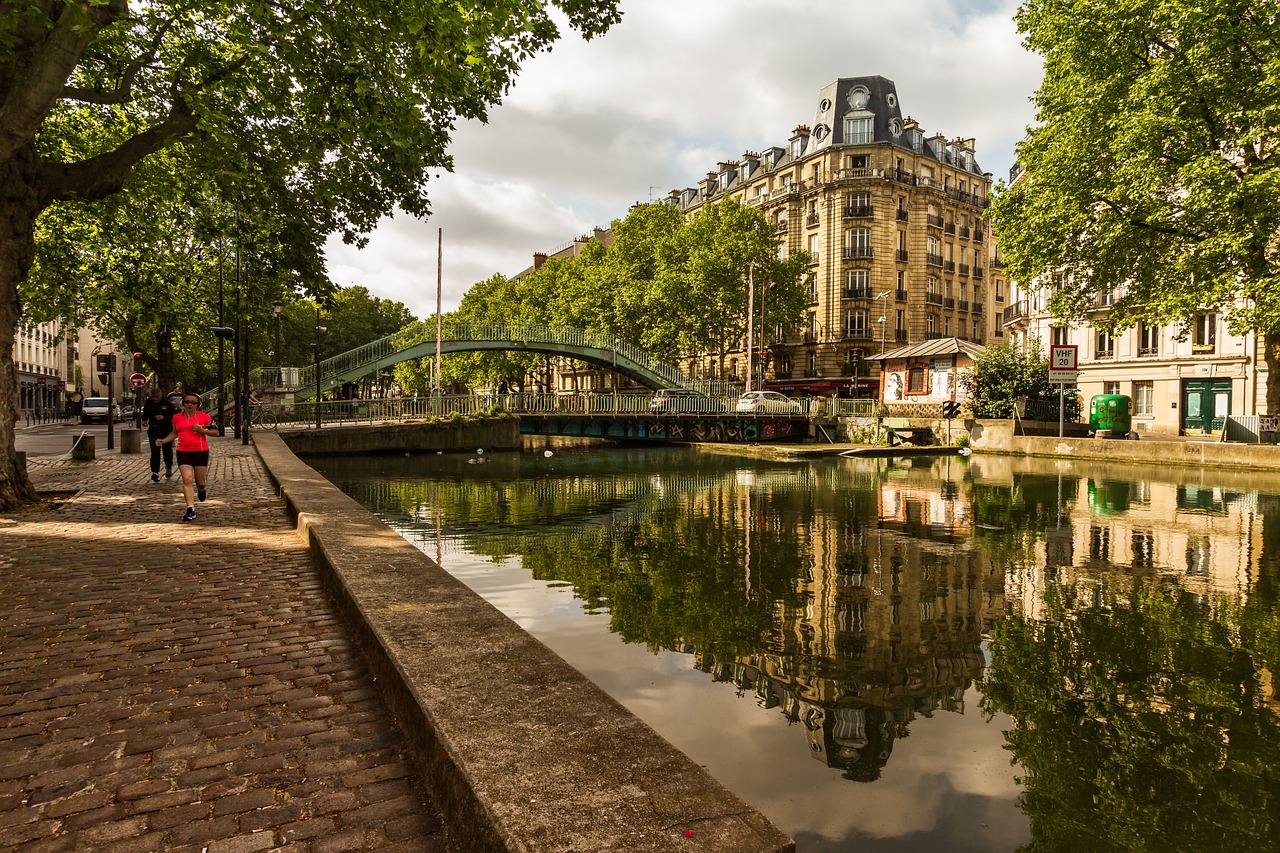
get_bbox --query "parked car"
[650,388,708,412]
[735,391,803,414]
[79,397,120,424]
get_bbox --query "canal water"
[312,446,1280,852]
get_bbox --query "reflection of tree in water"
[328,450,1001,782]
[980,580,1280,852]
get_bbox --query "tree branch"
[61,18,175,106]
[39,101,199,205]
[0,1,127,162]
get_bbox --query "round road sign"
[129,372,147,388]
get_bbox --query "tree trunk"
[1266,332,1280,416]
[0,145,43,511]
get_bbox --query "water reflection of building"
[972,457,1270,621]
[697,459,1003,779]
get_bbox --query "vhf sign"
[1049,345,1078,385]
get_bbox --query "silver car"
[735,391,803,413]
[80,397,120,424]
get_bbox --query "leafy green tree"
[639,198,811,369]
[987,0,1280,413]
[0,0,622,510]
[981,581,1280,851]
[962,338,1079,419]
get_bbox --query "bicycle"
[249,405,278,430]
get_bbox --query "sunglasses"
[183,400,199,405]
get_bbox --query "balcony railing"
[958,263,970,276]
[1002,300,1028,324]
[896,249,909,262]
[972,302,983,315]
[1096,348,1116,359]
[926,253,943,267]
[895,288,908,301]
[842,328,873,341]
[944,297,955,309]
[843,246,873,260]
[924,292,943,306]
[944,222,956,235]
[806,213,819,227]
[895,329,908,342]
[843,205,873,219]
[974,229,984,243]
[842,285,873,299]
[991,257,1006,269]
[943,260,956,273]
[957,300,969,312]
[973,267,984,280]
[896,209,908,221]
[1139,346,1159,357]
[926,214,944,228]
[776,221,789,233]
[958,226,970,239]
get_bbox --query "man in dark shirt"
[142,387,178,481]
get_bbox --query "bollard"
[71,433,95,461]
[120,428,141,454]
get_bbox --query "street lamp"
[876,291,892,401]
[313,305,326,430]
[272,299,283,386]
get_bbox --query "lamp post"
[272,299,283,387]
[875,291,892,402]
[313,305,325,430]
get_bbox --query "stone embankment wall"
[257,426,793,853]
[969,419,1280,471]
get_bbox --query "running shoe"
[182,507,195,522]
[151,473,159,483]
[197,488,207,502]
[165,468,173,479]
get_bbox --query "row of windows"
[1052,313,1219,359]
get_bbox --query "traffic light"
[95,353,116,373]
[97,373,109,386]
[759,348,770,365]
[132,352,144,371]
[941,400,961,419]
[848,348,862,362]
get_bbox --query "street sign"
[1049,344,1078,386]
[1050,344,1078,371]
[129,373,147,388]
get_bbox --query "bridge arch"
[280,322,702,401]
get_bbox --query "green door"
[1181,379,1231,435]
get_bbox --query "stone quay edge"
[254,430,795,853]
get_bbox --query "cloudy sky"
[323,0,1043,321]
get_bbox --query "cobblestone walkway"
[0,443,455,852]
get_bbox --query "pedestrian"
[141,387,177,482]
[165,383,184,412]
[155,392,221,522]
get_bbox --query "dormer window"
[790,137,805,158]
[844,114,874,144]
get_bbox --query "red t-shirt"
[172,410,213,452]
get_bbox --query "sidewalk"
[0,439,455,852]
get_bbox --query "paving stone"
[2,446,455,851]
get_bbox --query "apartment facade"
[669,75,1005,398]
[1001,285,1265,435]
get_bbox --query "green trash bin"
[1089,394,1132,435]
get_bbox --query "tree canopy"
[987,0,1280,407]
[0,0,622,509]
[391,198,813,394]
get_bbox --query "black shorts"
[176,450,210,468]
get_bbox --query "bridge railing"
[239,391,831,429]
[292,321,695,395]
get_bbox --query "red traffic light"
[133,352,143,359]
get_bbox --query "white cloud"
[323,0,1043,320]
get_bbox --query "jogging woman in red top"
[156,393,221,522]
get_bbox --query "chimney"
[533,252,547,270]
